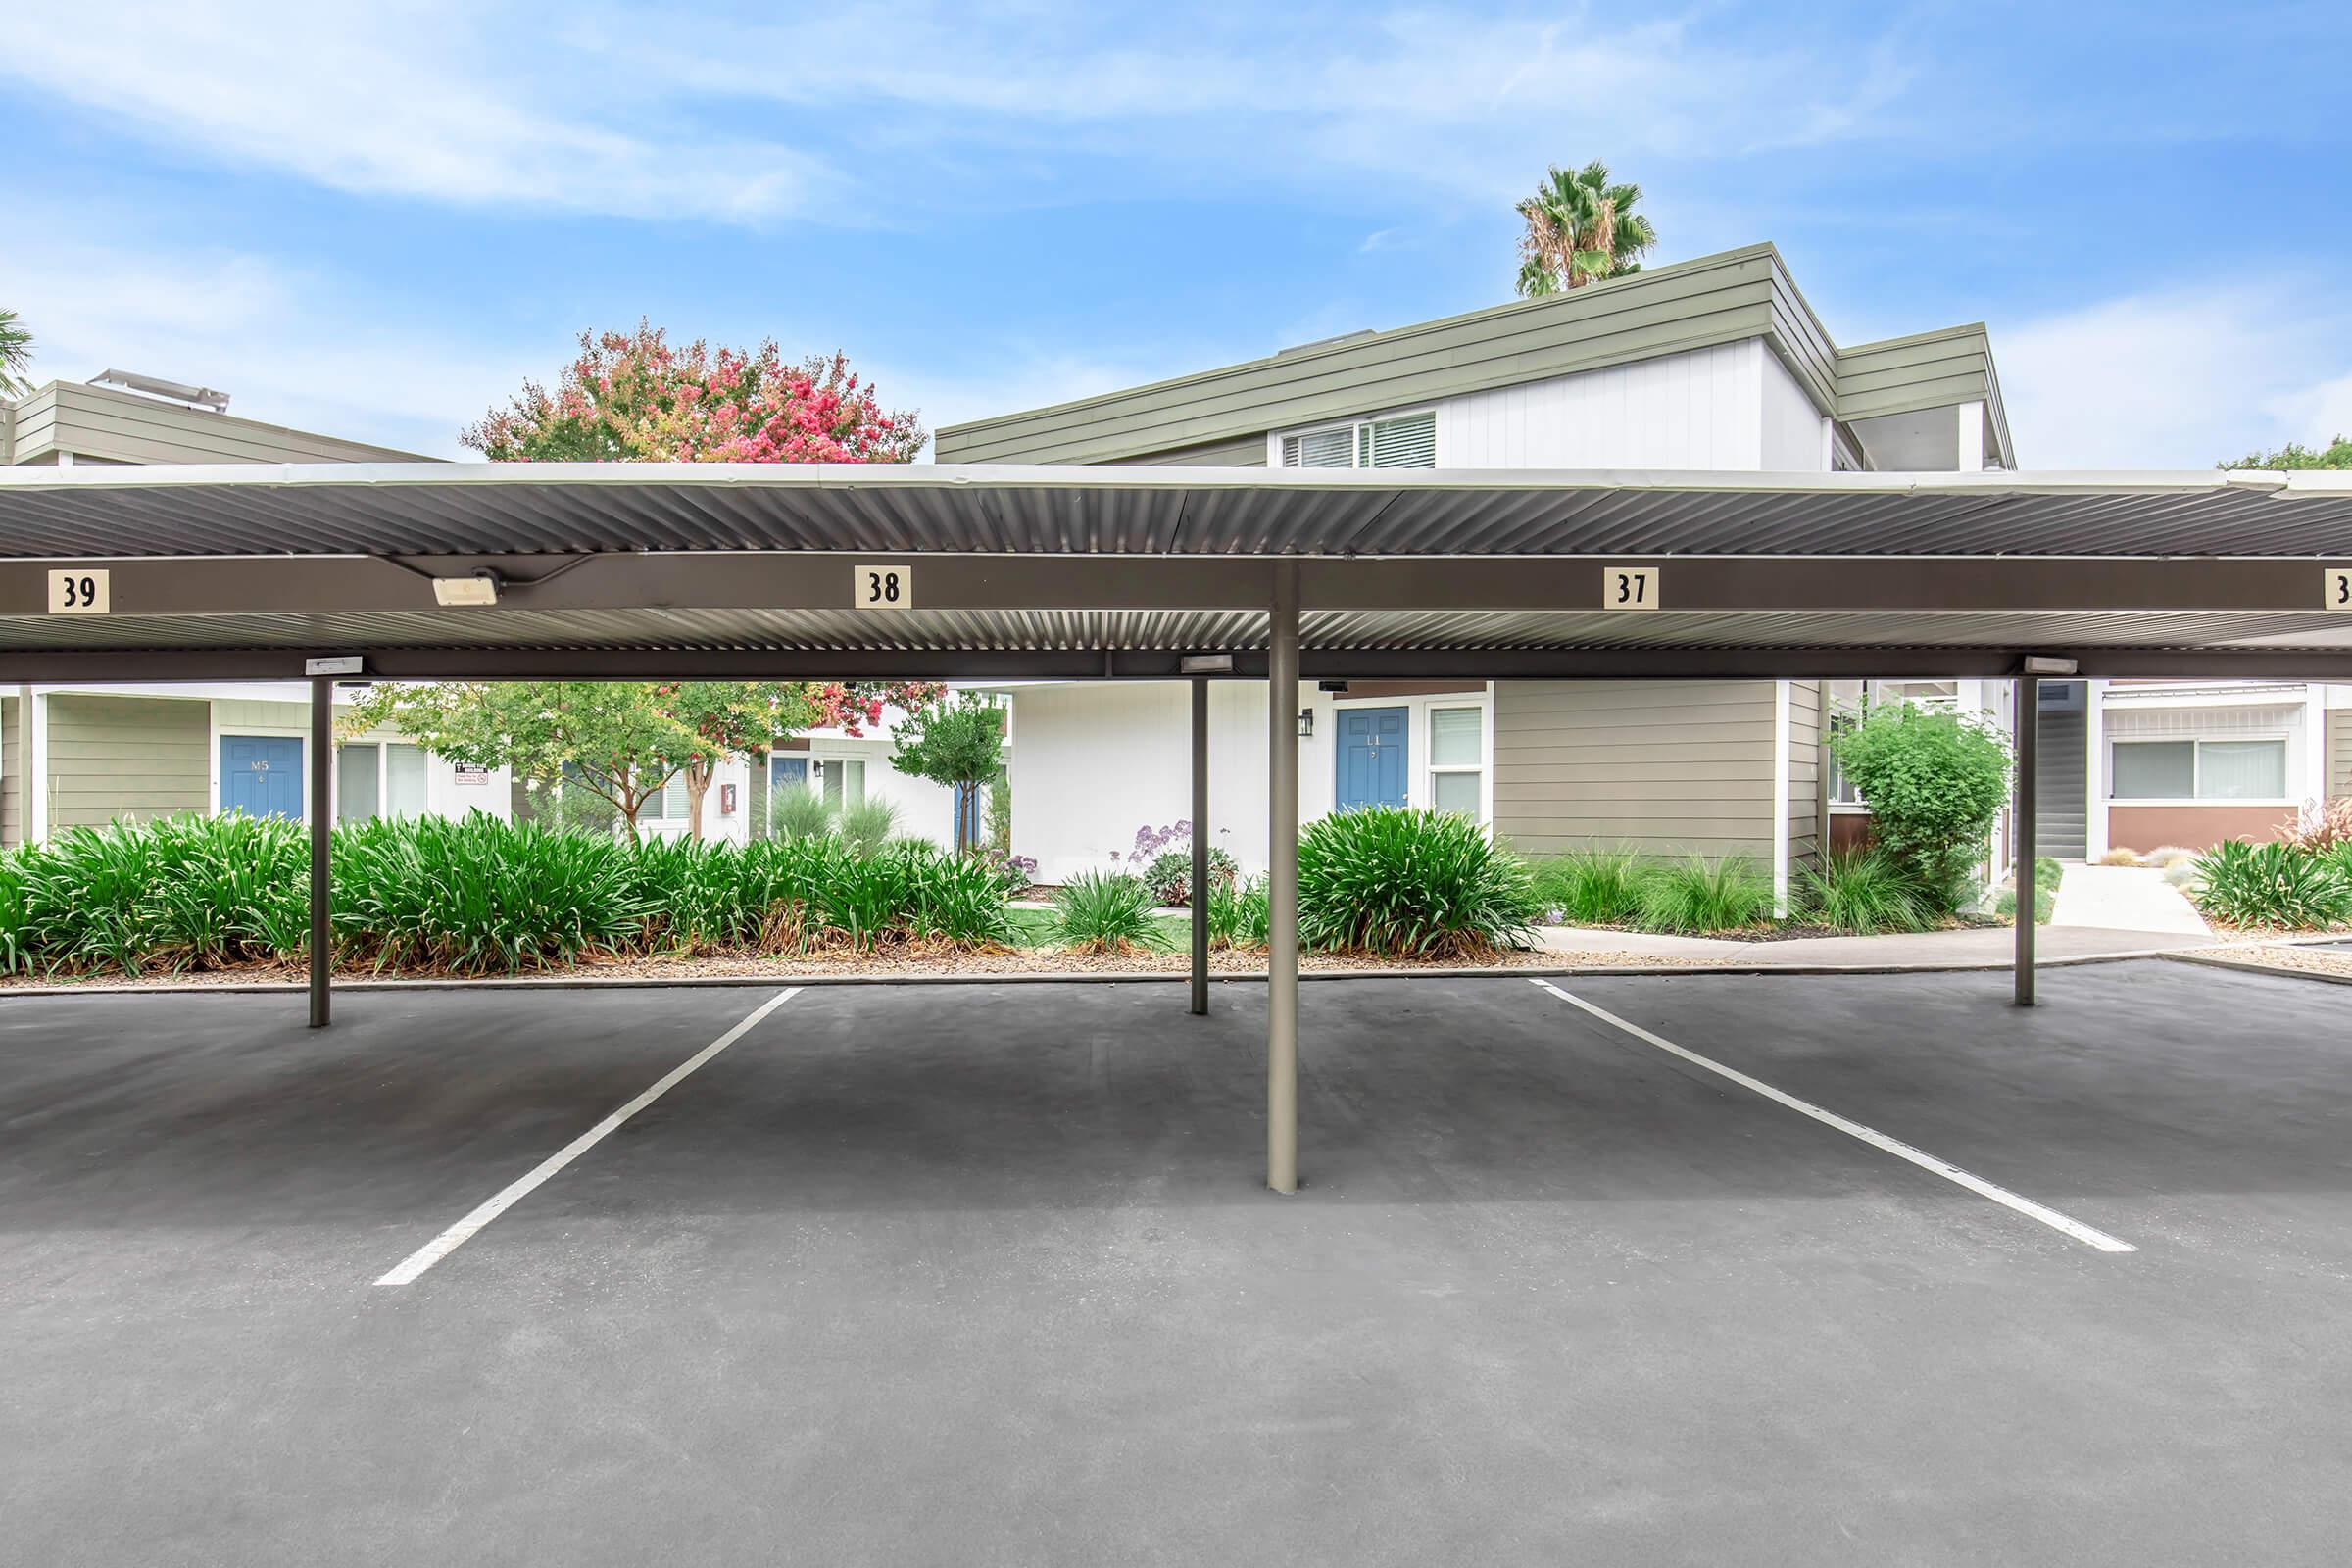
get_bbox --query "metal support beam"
[2015,674,2039,1007]
[1190,675,1209,1017]
[1266,563,1300,1195]
[309,674,333,1029]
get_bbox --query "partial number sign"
[854,563,913,610]
[47,568,110,614]
[1601,564,1660,612]
[2328,566,2352,612]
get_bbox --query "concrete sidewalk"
[2052,862,2212,936]
[1537,921,2222,968]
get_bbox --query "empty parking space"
[4,965,2351,1564]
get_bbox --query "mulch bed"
[0,944,1722,992]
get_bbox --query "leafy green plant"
[332,814,648,973]
[1206,875,1270,951]
[1634,856,1774,934]
[1794,849,1935,935]
[1827,704,2011,914]
[1297,806,1543,957]
[2189,840,2352,930]
[1049,870,1171,956]
[1530,846,1647,926]
[769,786,833,840]
[1143,846,1239,907]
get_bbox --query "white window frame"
[1267,406,1440,469]
[1425,702,1488,822]
[332,737,432,824]
[2106,733,2292,805]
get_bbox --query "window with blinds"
[1279,410,1436,470]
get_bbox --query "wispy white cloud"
[1997,279,2352,468]
[5,2,1916,224]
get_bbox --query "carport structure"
[3,461,2350,1193]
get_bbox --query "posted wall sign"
[47,568,110,614]
[1600,564,1661,612]
[452,763,491,787]
[854,564,913,610]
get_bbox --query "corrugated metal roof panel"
[4,463,2351,561]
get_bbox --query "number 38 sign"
[854,564,913,610]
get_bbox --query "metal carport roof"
[0,463,2348,680]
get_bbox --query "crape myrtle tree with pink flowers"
[460,322,925,464]
[348,327,938,840]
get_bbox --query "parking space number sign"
[48,568,110,614]
[2328,566,2352,611]
[855,564,913,610]
[1602,564,1660,612]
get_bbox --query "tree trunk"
[684,762,713,842]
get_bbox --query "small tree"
[889,695,1007,852]
[1828,703,2013,913]
[462,324,923,463]
[341,681,685,843]
[0,309,33,399]
[2219,435,2352,470]
[651,683,822,841]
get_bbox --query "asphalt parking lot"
[4,963,2350,1565]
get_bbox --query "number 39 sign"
[854,564,913,610]
[47,568,111,614]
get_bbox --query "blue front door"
[220,735,304,820]
[1335,707,1409,810]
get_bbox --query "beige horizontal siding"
[2,695,21,848]
[1106,434,1266,466]
[2330,708,2351,800]
[1787,679,1822,866]
[44,694,210,830]
[1494,679,1780,860]
[15,382,429,466]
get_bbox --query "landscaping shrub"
[1296,806,1543,957]
[2279,798,2352,856]
[836,797,900,857]
[1634,856,1774,934]
[1142,846,1239,906]
[1794,848,1934,935]
[1990,856,2062,926]
[1530,846,1646,926]
[1826,704,2011,913]
[1206,876,1270,951]
[770,787,833,840]
[2096,848,2144,867]
[0,812,1025,977]
[334,814,648,973]
[2189,839,2352,930]
[1049,870,1170,956]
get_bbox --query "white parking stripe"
[375,987,803,1286]
[1527,978,2136,1254]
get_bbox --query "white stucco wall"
[1005,681,1492,883]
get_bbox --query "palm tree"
[0,310,32,399]
[1514,163,1658,297]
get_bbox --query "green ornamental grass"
[1793,848,1935,935]
[1297,806,1544,957]
[1049,870,1171,956]
[2190,839,2352,930]
[1634,855,1775,935]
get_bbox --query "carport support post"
[1267,562,1300,1195]
[2015,674,2039,1007]
[308,673,333,1029]
[1191,675,1209,1016]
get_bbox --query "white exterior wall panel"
[1435,341,1769,470]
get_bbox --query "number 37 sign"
[1600,564,1661,612]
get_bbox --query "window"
[818,758,866,809]
[1428,706,1484,818]
[1826,680,1962,806]
[337,740,435,823]
[1279,410,1437,470]
[2110,737,2286,801]
[635,769,690,823]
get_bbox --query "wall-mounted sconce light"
[1298,709,1315,739]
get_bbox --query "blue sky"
[5,1,2349,466]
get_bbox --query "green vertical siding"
[44,694,211,830]
[1787,679,1822,868]
[2329,708,2351,800]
